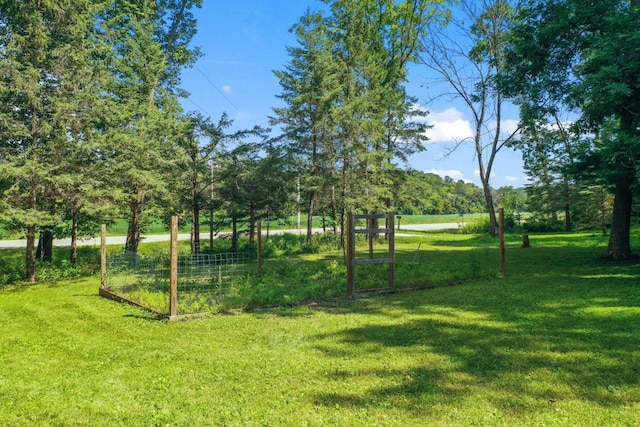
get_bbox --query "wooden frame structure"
[99,216,264,321]
[346,212,395,296]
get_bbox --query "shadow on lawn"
[310,262,640,417]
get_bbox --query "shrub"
[460,217,491,234]
[523,219,565,233]
[0,258,24,285]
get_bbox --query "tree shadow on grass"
[310,268,640,419]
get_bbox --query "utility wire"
[184,96,213,117]
[194,64,239,112]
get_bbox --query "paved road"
[0,223,461,250]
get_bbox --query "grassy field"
[102,213,486,236]
[1,230,639,425]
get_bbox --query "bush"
[0,258,24,285]
[0,226,11,240]
[523,219,565,233]
[460,217,491,234]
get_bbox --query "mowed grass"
[1,231,639,426]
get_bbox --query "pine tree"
[100,0,202,253]
[0,0,110,280]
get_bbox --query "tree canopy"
[504,0,640,258]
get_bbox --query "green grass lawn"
[1,231,639,425]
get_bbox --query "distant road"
[0,223,460,250]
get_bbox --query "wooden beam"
[170,216,178,317]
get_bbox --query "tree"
[101,0,202,254]
[271,10,340,244]
[515,115,592,231]
[505,0,640,259]
[420,0,520,236]
[0,0,109,280]
[273,0,443,244]
[327,0,437,220]
[174,113,218,255]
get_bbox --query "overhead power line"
[194,64,239,112]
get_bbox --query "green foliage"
[460,217,492,234]
[0,257,23,285]
[505,0,640,258]
[0,247,100,286]
[272,0,445,239]
[522,219,565,233]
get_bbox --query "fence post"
[100,224,106,289]
[257,220,262,274]
[388,213,395,292]
[346,212,355,297]
[169,216,178,317]
[499,207,506,276]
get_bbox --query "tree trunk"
[249,204,256,244]
[125,196,143,253]
[191,177,201,255]
[70,208,78,264]
[36,230,53,262]
[231,211,238,253]
[26,225,36,283]
[306,190,315,245]
[192,205,201,255]
[481,177,498,236]
[564,203,572,232]
[606,176,633,259]
[331,185,338,235]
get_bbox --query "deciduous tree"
[505,0,640,258]
[420,0,519,236]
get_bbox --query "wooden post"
[346,212,355,297]
[100,224,107,289]
[499,207,506,276]
[368,216,374,259]
[169,216,178,317]
[388,213,395,291]
[257,220,262,274]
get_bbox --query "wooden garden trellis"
[346,212,395,296]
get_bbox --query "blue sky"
[179,0,526,189]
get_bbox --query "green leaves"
[505,0,640,258]
[273,1,439,236]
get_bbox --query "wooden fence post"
[100,224,106,289]
[257,220,262,274]
[388,213,395,292]
[169,216,178,317]
[499,207,506,276]
[346,212,355,297]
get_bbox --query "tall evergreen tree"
[101,0,202,253]
[0,0,109,280]
[273,0,445,243]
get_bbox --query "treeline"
[0,0,459,282]
[0,1,205,281]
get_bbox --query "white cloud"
[413,105,521,143]
[499,119,520,136]
[424,168,471,183]
[473,169,480,177]
[505,176,519,182]
[424,108,474,143]
[222,85,232,95]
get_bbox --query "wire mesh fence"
[103,250,258,316]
